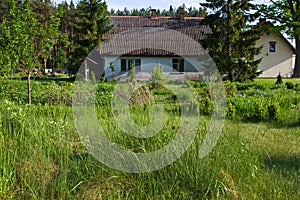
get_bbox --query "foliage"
[285,81,294,89]
[56,1,76,71]
[71,0,112,73]
[149,64,166,87]
[276,73,283,85]
[110,4,207,17]
[0,80,73,105]
[295,83,300,91]
[0,0,60,104]
[200,0,262,82]
[268,101,280,121]
[224,80,237,96]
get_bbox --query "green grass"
[254,78,300,87]
[0,99,299,199]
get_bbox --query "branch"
[258,10,292,24]
[269,0,287,8]
[287,0,295,15]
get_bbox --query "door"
[121,59,126,71]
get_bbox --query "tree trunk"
[44,58,47,72]
[27,72,31,104]
[292,36,300,78]
[10,68,13,80]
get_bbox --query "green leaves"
[71,0,112,72]
[200,0,262,82]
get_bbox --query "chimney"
[151,9,157,19]
[180,12,185,22]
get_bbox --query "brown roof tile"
[99,16,210,57]
[106,16,210,41]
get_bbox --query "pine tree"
[200,0,262,82]
[71,0,112,73]
[56,1,76,71]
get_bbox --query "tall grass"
[0,97,299,199]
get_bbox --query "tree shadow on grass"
[269,118,300,129]
[261,154,300,172]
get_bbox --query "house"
[255,32,295,78]
[92,10,295,80]
[95,10,211,81]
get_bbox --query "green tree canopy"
[200,0,262,82]
[0,0,59,103]
[71,0,112,73]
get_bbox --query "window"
[121,59,126,71]
[269,42,276,52]
[172,58,184,72]
[120,58,141,71]
[135,59,141,71]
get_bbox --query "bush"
[224,81,237,96]
[275,73,283,85]
[285,82,294,89]
[268,102,280,121]
[149,64,166,87]
[199,96,212,116]
[226,102,236,119]
[294,83,300,91]
[0,80,73,105]
[236,82,266,91]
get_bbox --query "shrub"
[226,102,236,119]
[0,80,74,105]
[268,102,280,121]
[149,64,166,87]
[95,83,115,106]
[295,83,300,91]
[285,82,294,89]
[275,73,283,85]
[236,82,266,91]
[224,81,237,96]
[199,96,212,116]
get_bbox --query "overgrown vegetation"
[0,0,299,198]
[0,79,299,199]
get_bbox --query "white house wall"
[140,58,172,72]
[103,56,203,75]
[256,33,294,77]
[183,57,203,72]
[103,56,118,75]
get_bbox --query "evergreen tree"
[175,4,187,16]
[71,0,112,73]
[200,0,262,82]
[56,1,76,71]
[131,8,139,16]
[168,5,175,16]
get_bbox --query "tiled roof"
[123,48,176,56]
[106,16,210,41]
[98,16,210,57]
[98,27,207,57]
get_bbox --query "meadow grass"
[0,99,299,199]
